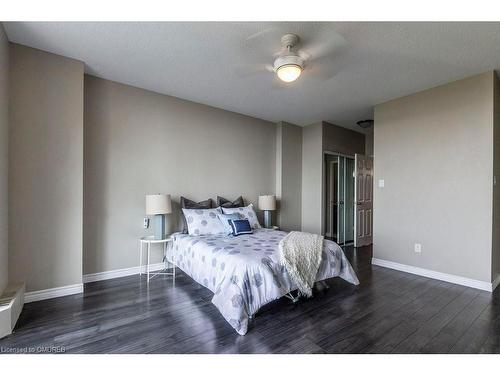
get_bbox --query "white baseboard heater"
[0,283,25,339]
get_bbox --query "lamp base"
[264,211,272,229]
[154,214,166,240]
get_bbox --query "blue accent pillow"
[229,219,253,236]
[217,213,240,234]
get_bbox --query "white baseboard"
[83,262,168,283]
[372,258,494,292]
[25,283,83,303]
[23,263,171,304]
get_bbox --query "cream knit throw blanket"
[279,231,324,297]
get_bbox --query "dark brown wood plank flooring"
[1,245,499,354]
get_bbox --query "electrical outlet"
[378,179,385,188]
[143,218,149,229]
[414,243,422,253]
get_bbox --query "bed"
[167,228,359,335]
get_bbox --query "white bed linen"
[168,228,359,335]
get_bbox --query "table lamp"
[258,195,276,229]
[146,194,172,239]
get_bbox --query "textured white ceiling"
[4,22,500,132]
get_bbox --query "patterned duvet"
[168,229,359,335]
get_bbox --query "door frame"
[323,151,355,246]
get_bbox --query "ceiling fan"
[273,34,305,82]
[235,26,347,84]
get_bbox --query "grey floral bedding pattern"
[168,228,359,335]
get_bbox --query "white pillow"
[182,207,224,236]
[217,212,241,235]
[221,203,261,229]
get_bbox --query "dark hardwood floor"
[1,246,500,354]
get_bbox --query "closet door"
[326,158,337,239]
[354,154,373,247]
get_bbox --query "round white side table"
[139,236,175,283]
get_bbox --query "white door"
[354,154,373,247]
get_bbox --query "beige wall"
[0,26,8,293]
[276,122,302,231]
[9,44,84,292]
[492,72,500,281]
[323,121,365,156]
[83,75,276,275]
[301,123,323,234]
[365,129,374,157]
[374,72,494,283]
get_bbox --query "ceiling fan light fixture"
[277,64,302,82]
[274,54,304,83]
[356,119,374,129]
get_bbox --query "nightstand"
[139,236,175,283]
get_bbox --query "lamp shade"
[258,195,276,211]
[146,194,172,215]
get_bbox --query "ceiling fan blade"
[243,27,282,51]
[233,28,282,71]
[234,63,273,78]
[303,54,345,83]
[299,28,348,62]
[245,27,278,43]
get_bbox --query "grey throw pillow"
[217,196,244,208]
[180,197,213,234]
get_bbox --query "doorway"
[324,153,355,246]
